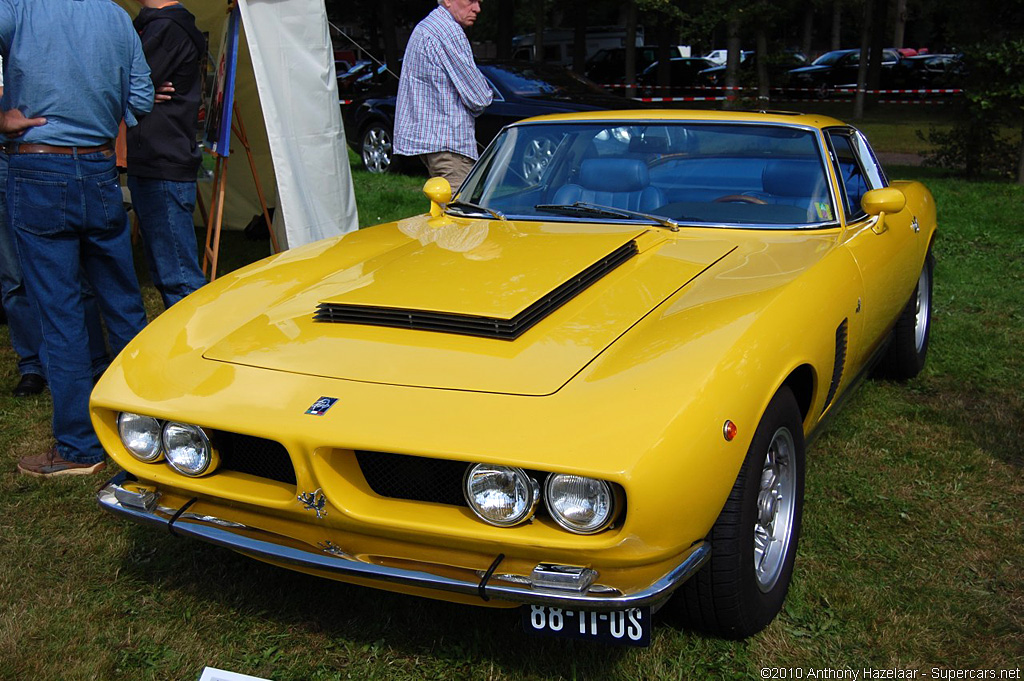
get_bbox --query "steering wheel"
[714,194,767,205]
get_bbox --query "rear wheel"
[671,386,805,639]
[874,250,933,380]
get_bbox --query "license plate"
[521,605,651,646]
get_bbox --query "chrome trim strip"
[97,472,710,610]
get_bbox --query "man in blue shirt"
[0,0,154,477]
[394,0,492,191]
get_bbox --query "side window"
[826,129,883,221]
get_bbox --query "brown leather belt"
[4,142,114,155]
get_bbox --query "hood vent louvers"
[314,240,639,340]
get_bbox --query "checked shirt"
[394,6,492,160]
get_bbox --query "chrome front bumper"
[97,472,710,610]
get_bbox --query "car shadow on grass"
[115,523,634,673]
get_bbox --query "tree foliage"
[922,40,1024,182]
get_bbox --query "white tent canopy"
[115,0,358,248]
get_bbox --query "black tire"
[874,250,933,380]
[670,386,805,639]
[360,122,397,174]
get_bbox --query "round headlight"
[545,474,616,534]
[117,412,163,462]
[162,422,216,477]
[464,464,539,527]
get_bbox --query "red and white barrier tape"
[603,82,963,96]
[636,96,727,102]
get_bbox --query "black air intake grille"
[212,431,296,485]
[823,318,848,413]
[356,450,469,506]
[314,240,640,340]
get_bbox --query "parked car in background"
[703,49,731,65]
[893,53,965,91]
[788,48,902,97]
[698,51,804,93]
[343,60,644,175]
[585,46,690,86]
[336,61,376,98]
[636,57,716,97]
[96,109,937,646]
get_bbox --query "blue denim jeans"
[0,154,110,379]
[7,150,148,463]
[127,176,206,308]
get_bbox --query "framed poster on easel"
[203,4,240,156]
[200,2,277,280]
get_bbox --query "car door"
[829,127,923,371]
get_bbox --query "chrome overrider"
[97,472,711,609]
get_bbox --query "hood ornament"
[298,488,328,519]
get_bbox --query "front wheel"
[670,386,805,639]
[360,123,396,174]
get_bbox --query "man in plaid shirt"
[394,0,492,191]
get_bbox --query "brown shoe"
[17,447,107,477]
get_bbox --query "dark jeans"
[7,150,147,463]
[127,176,206,308]
[0,154,109,378]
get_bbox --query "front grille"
[212,431,296,485]
[356,450,469,506]
[314,240,640,340]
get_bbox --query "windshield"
[811,50,850,66]
[457,121,837,229]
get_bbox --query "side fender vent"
[314,240,639,340]
[823,318,848,413]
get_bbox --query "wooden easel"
[199,0,279,281]
[200,103,279,281]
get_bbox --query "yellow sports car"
[95,110,936,645]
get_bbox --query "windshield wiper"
[446,201,506,221]
[535,202,679,231]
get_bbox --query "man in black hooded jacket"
[127,0,208,308]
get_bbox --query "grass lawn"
[1,130,1022,679]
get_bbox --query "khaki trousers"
[420,151,475,193]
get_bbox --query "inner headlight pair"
[117,412,218,477]
[463,464,617,534]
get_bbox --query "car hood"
[789,65,831,76]
[202,217,736,396]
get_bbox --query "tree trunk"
[866,0,887,102]
[893,0,908,48]
[1018,124,1024,185]
[379,0,399,72]
[625,1,637,98]
[853,0,873,119]
[572,0,587,74]
[534,0,544,63]
[831,0,842,52]
[756,24,769,101]
[657,21,673,94]
[724,17,741,109]
[801,4,814,59]
[496,0,514,59]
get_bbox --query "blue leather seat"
[761,159,829,217]
[553,158,664,212]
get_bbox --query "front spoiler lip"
[97,471,710,610]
